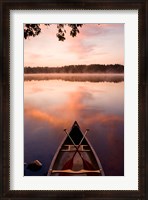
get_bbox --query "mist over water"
[24,73,124,176]
[24,73,124,83]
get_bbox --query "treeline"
[24,64,124,74]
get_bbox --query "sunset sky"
[24,24,124,67]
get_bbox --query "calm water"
[24,73,124,176]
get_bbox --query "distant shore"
[24,64,124,74]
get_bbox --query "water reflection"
[24,74,124,176]
[24,73,124,83]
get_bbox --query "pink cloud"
[24,24,124,67]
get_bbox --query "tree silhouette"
[24,64,124,74]
[24,24,83,41]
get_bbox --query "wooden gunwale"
[47,133,67,176]
[83,134,105,176]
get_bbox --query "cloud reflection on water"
[24,75,124,176]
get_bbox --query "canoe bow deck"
[48,121,105,176]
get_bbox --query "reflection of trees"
[24,64,124,74]
[24,74,124,83]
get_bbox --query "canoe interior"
[48,121,104,176]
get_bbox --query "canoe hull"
[48,121,105,176]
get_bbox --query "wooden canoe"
[47,121,105,176]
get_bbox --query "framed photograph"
[1,0,147,199]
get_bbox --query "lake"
[24,73,124,176]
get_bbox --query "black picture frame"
[1,0,147,199]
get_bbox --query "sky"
[24,24,124,67]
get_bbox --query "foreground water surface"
[24,73,124,176]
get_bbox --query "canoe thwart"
[61,144,90,152]
[49,169,101,174]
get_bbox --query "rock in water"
[27,160,42,171]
